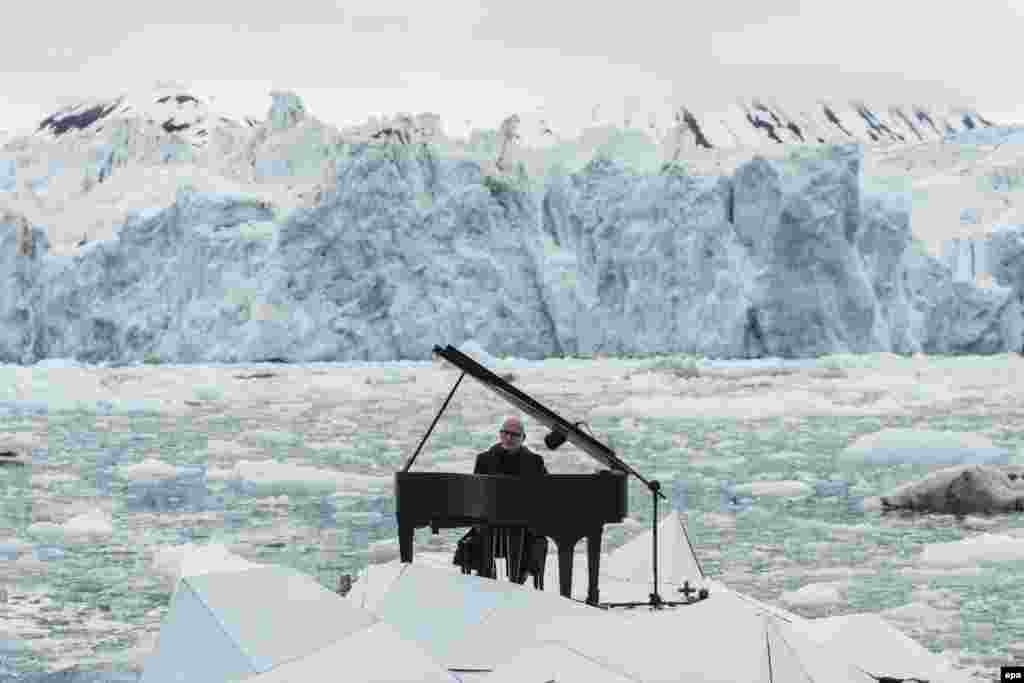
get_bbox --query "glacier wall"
[1,142,1023,365]
[942,237,991,283]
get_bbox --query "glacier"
[2,137,1024,365]
[2,87,1024,365]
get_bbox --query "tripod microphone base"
[597,595,704,610]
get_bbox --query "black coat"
[473,444,548,477]
[454,444,549,583]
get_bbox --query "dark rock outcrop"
[881,465,1024,514]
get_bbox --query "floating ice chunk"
[107,398,163,415]
[318,496,339,529]
[26,509,114,546]
[232,459,391,496]
[226,476,260,497]
[722,498,754,513]
[118,459,210,512]
[33,544,65,561]
[839,429,1008,466]
[718,482,754,513]
[26,521,64,542]
[716,479,757,509]
[814,479,850,497]
[0,400,49,417]
[63,509,114,540]
[222,511,245,530]
[846,495,867,514]
[119,457,186,481]
[919,533,1024,567]
[0,540,31,560]
[205,466,237,482]
[780,581,845,607]
[762,450,807,462]
[126,477,210,513]
[669,478,689,511]
[734,480,812,497]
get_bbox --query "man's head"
[498,416,525,453]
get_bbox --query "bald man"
[453,416,549,587]
[472,416,547,477]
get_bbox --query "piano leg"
[533,536,547,590]
[508,528,525,585]
[586,529,602,607]
[399,523,414,563]
[555,538,576,600]
[478,525,496,579]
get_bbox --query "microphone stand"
[600,480,709,610]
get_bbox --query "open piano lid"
[419,344,657,492]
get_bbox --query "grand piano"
[395,344,659,607]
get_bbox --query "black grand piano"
[395,344,664,607]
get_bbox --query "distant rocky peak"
[667,98,996,152]
[32,83,263,148]
[512,98,998,154]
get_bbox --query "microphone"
[544,430,568,450]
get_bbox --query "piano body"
[395,471,626,605]
[394,345,653,607]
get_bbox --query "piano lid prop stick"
[401,371,466,473]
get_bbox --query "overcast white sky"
[2,0,1022,135]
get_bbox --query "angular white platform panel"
[141,565,376,683]
[376,562,602,670]
[241,621,459,683]
[485,641,641,683]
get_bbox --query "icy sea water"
[0,355,1022,680]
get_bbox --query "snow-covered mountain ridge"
[0,82,1021,267]
[7,84,998,150]
[540,98,996,153]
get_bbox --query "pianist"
[453,416,550,586]
[474,417,547,476]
